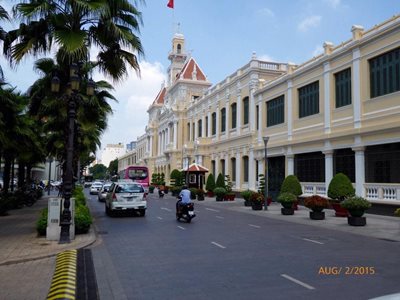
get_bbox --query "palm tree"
[4,0,144,81]
[0,4,10,81]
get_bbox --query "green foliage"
[213,187,227,197]
[196,189,205,196]
[36,208,48,236]
[89,164,107,180]
[340,196,371,211]
[75,205,92,234]
[108,159,118,176]
[170,169,184,186]
[280,175,302,196]
[240,190,253,201]
[149,185,155,193]
[224,175,234,194]
[277,192,297,204]
[73,186,86,206]
[215,173,225,188]
[394,208,400,217]
[250,192,264,203]
[0,194,12,215]
[205,174,216,192]
[328,173,355,201]
[189,188,197,200]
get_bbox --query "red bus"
[119,165,150,193]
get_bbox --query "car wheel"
[139,209,146,217]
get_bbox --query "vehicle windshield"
[116,184,144,193]
[128,169,148,180]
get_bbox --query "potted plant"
[304,195,330,220]
[328,173,355,217]
[257,174,272,205]
[340,196,371,226]
[213,187,226,202]
[189,188,197,200]
[278,192,297,215]
[148,185,155,193]
[395,208,400,217]
[206,174,216,197]
[224,175,235,201]
[250,192,264,210]
[240,190,253,207]
[280,175,302,210]
[197,189,205,201]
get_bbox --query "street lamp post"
[52,63,95,244]
[263,136,269,210]
[47,157,53,196]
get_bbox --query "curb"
[46,250,77,300]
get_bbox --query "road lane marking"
[206,208,219,212]
[248,224,261,228]
[302,238,324,245]
[161,207,172,212]
[211,242,226,249]
[216,216,224,219]
[281,274,315,290]
[177,226,186,230]
[157,217,163,220]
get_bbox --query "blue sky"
[2,0,399,157]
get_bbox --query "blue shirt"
[179,189,191,204]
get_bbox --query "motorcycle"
[176,199,196,223]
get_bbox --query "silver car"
[105,181,147,216]
[98,183,112,202]
[89,182,103,195]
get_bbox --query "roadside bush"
[36,208,48,236]
[74,205,92,234]
[189,188,197,200]
[328,173,355,202]
[280,175,302,197]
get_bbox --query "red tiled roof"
[151,87,166,105]
[185,163,209,172]
[176,58,207,81]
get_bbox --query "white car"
[98,183,112,202]
[105,181,147,216]
[89,182,103,195]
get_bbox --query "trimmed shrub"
[189,188,197,200]
[213,187,227,200]
[36,208,48,236]
[75,205,92,234]
[215,173,225,188]
[280,175,302,196]
[278,192,297,204]
[170,169,184,187]
[205,174,216,192]
[328,173,355,201]
[258,174,265,195]
[240,190,253,201]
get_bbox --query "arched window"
[231,103,237,129]
[211,112,216,135]
[198,119,202,137]
[220,108,226,133]
[231,157,236,181]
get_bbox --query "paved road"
[86,191,400,300]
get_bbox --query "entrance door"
[268,156,285,201]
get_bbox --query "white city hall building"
[119,15,400,206]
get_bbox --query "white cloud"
[99,61,166,149]
[324,0,341,9]
[312,45,324,57]
[298,15,322,32]
[257,8,275,18]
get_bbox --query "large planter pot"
[281,207,294,215]
[348,209,365,218]
[224,194,235,201]
[348,216,366,226]
[331,202,349,217]
[252,202,263,210]
[216,196,224,202]
[207,191,214,197]
[197,195,205,201]
[281,202,295,209]
[310,211,325,220]
[244,200,252,207]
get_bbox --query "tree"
[89,164,107,180]
[215,173,225,188]
[108,158,118,177]
[205,174,216,192]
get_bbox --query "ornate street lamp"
[46,157,53,196]
[263,136,269,210]
[52,63,94,244]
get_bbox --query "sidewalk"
[198,197,400,242]
[0,194,96,300]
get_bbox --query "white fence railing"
[301,182,400,202]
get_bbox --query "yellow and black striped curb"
[47,250,77,300]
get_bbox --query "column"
[249,149,255,190]
[353,146,365,197]
[149,135,153,157]
[194,119,199,140]
[158,132,161,155]
[353,48,361,129]
[215,154,219,176]
[257,95,263,143]
[224,152,229,177]
[323,62,331,134]
[324,150,334,192]
[249,78,257,131]
[236,151,241,189]
[287,80,293,140]
[189,121,193,142]
[173,121,178,148]
[286,154,294,176]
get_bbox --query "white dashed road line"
[211,242,226,249]
[281,274,315,290]
[248,224,261,228]
[205,208,219,212]
[157,216,163,220]
[177,226,186,230]
[216,216,224,219]
[302,238,324,245]
[161,207,172,212]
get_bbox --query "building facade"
[101,143,125,168]
[122,15,400,205]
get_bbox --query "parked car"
[105,180,147,216]
[90,181,103,195]
[98,183,112,202]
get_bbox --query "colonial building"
[122,15,400,205]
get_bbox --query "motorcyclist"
[177,185,191,211]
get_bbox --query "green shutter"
[267,95,284,127]
[299,81,319,118]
